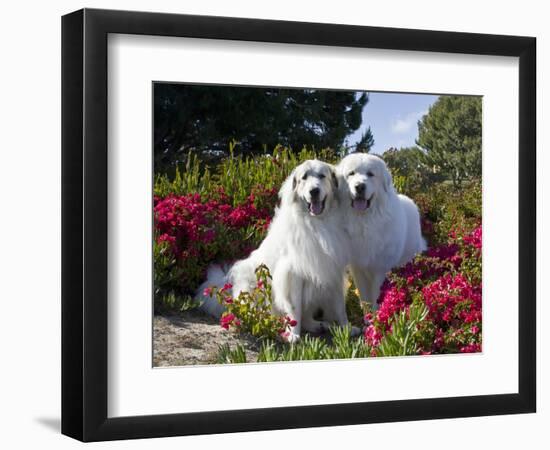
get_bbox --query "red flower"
[362,220,482,355]
[364,324,382,347]
[221,283,233,292]
[220,313,236,330]
[460,343,481,353]
[203,287,213,297]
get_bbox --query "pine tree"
[416,96,482,187]
[154,84,371,174]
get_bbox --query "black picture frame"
[61,8,536,442]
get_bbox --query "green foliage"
[216,344,248,364]
[376,301,430,357]
[417,96,482,187]
[154,241,199,313]
[154,145,337,205]
[268,335,330,362]
[415,179,482,245]
[345,276,368,327]
[215,145,335,206]
[328,325,372,359]
[353,126,375,153]
[156,291,200,314]
[154,152,213,198]
[218,326,373,364]
[154,84,371,174]
[382,146,442,194]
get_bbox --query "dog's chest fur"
[345,195,404,270]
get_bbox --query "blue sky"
[348,92,439,154]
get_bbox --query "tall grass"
[154,144,337,204]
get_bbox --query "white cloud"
[390,110,427,135]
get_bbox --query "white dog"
[197,160,353,342]
[337,153,426,309]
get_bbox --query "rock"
[153,309,260,366]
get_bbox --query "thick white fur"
[197,160,354,342]
[336,153,427,308]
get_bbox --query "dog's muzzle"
[307,196,326,216]
[351,193,373,211]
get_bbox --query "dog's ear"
[279,169,298,206]
[330,167,339,189]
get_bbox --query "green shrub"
[153,241,200,313]
[414,178,481,245]
[383,146,443,194]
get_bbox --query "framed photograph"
[62,8,536,442]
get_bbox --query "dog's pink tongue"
[352,198,368,211]
[310,200,323,215]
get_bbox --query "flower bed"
[364,224,482,355]
[153,187,276,310]
[153,148,482,358]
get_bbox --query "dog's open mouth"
[351,194,373,211]
[307,197,326,216]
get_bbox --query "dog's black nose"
[309,187,320,198]
[355,183,366,194]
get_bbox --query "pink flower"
[364,324,382,347]
[203,287,213,297]
[221,283,233,292]
[220,313,236,330]
[460,343,481,353]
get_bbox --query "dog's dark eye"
[302,173,308,180]
[318,174,326,179]
[367,171,374,177]
[347,171,355,177]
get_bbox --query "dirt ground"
[153,309,260,366]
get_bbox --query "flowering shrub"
[153,189,277,310]
[153,145,482,360]
[204,265,298,340]
[413,180,481,245]
[364,224,482,355]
